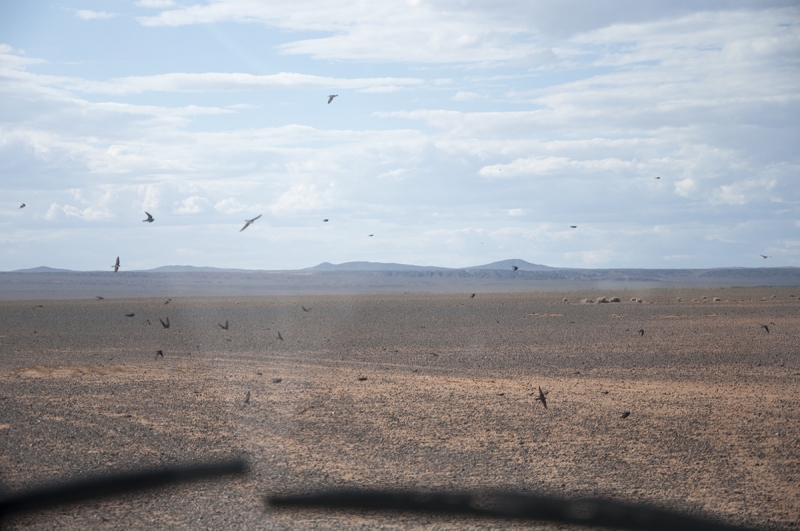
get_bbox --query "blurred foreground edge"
[0,458,246,519]
[267,490,757,531]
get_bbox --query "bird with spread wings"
[240,214,262,232]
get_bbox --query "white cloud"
[215,197,247,214]
[563,249,614,266]
[711,178,777,205]
[451,91,484,101]
[674,178,697,198]
[479,156,633,178]
[174,196,210,214]
[135,1,550,64]
[270,184,336,215]
[507,209,525,216]
[135,0,175,7]
[0,44,45,68]
[76,10,115,20]
[46,72,424,95]
[138,184,161,211]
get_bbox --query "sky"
[1,0,798,271]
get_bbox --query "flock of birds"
[14,120,772,274]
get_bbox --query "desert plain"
[0,287,798,530]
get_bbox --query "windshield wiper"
[268,489,756,531]
[0,458,246,519]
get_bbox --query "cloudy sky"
[1,1,798,271]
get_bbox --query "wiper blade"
[267,489,756,531]
[0,458,246,518]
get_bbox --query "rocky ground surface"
[0,287,798,530]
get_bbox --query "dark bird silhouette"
[164,299,171,305]
[302,306,311,312]
[159,317,170,329]
[143,212,154,223]
[638,329,644,336]
[96,296,104,300]
[570,225,577,228]
[620,411,630,419]
[535,386,547,409]
[240,214,262,232]
[112,256,120,273]
[368,234,374,237]
[19,203,26,209]
[219,320,229,330]
[470,293,476,299]
[358,376,368,381]
[155,350,164,359]
[323,219,329,222]
[655,176,660,179]
[327,95,338,104]
[761,324,770,334]
[125,313,135,317]
[277,331,283,341]
[760,254,770,259]
[511,266,518,271]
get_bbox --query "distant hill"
[306,261,450,272]
[12,266,75,273]
[466,259,555,271]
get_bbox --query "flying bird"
[219,320,229,330]
[159,317,170,329]
[327,95,338,104]
[470,293,476,299]
[511,266,518,271]
[760,255,770,259]
[620,411,631,419]
[125,313,135,317]
[535,386,547,409]
[570,225,577,228]
[323,219,329,222]
[302,306,311,312]
[142,212,154,223]
[655,176,660,180]
[240,214,262,232]
[277,331,283,341]
[368,234,374,237]
[155,350,164,360]
[19,203,25,209]
[761,324,770,334]
[638,329,645,336]
[112,257,120,273]
[164,299,171,305]
[96,296,104,300]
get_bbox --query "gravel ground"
[0,288,798,530]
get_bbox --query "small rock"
[272,378,282,383]
[358,376,368,381]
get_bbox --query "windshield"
[1,2,799,530]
